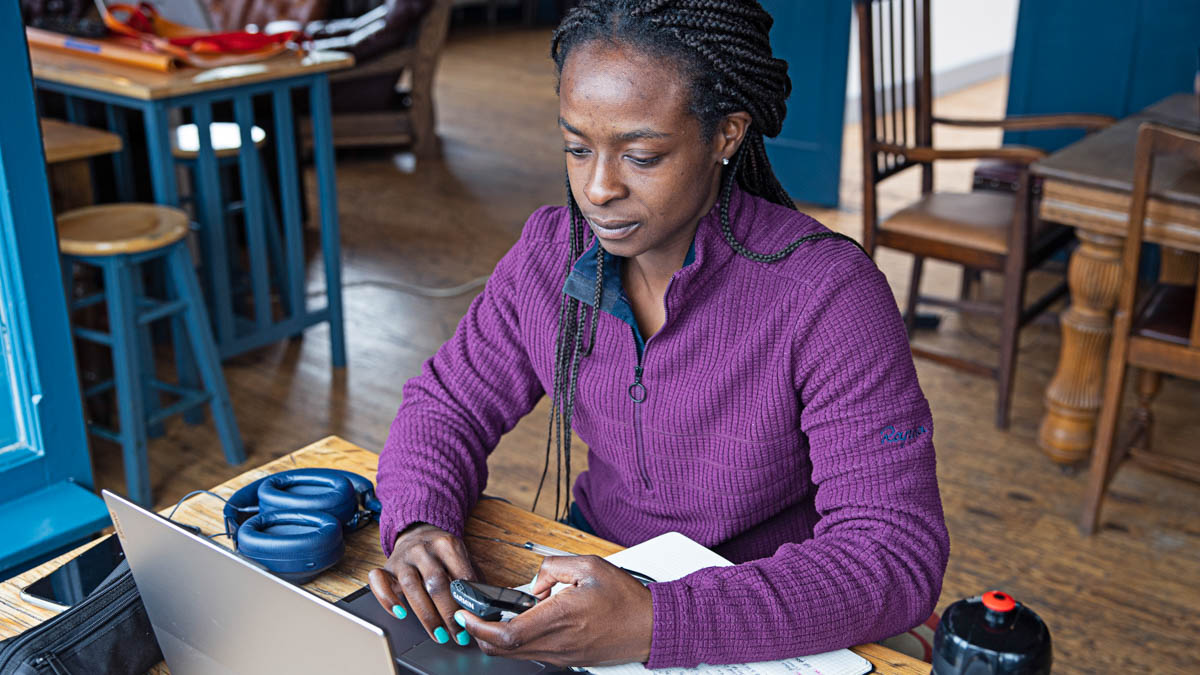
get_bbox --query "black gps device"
[450,580,538,621]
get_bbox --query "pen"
[522,541,572,556]
[522,542,655,583]
[524,542,657,585]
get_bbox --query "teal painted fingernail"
[392,605,407,619]
[454,612,467,628]
[456,630,470,646]
[434,627,449,644]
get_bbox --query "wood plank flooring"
[83,28,1198,674]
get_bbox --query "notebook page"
[534,532,871,675]
[585,649,872,675]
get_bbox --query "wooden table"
[29,46,353,366]
[1033,93,1200,464]
[0,436,928,675]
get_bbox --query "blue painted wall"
[760,0,853,207]
[1005,0,1200,150]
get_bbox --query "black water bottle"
[932,590,1052,675]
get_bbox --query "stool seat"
[172,122,267,159]
[58,204,190,256]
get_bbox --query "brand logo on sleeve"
[879,424,928,445]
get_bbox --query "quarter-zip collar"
[562,236,694,356]
[560,181,753,343]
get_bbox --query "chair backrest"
[198,0,327,32]
[1120,122,1200,350]
[854,0,933,182]
[853,0,934,253]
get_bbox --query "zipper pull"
[35,653,71,675]
[628,365,646,403]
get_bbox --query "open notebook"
[521,532,873,675]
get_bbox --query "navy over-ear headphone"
[222,468,382,583]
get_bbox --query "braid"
[539,0,864,520]
[534,177,603,521]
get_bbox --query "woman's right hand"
[368,522,481,646]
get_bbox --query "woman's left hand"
[455,555,653,667]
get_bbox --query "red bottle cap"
[982,590,1016,612]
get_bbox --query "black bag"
[0,560,162,674]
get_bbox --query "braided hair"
[534,0,862,519]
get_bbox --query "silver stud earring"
[722,157,729,166]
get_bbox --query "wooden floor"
[86,28,1199,674]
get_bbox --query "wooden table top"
[1138,93,1200,130]
[1032,94,1200,201]
[0,436,927,674]
[1032,93,1200,252]
[29,46,354,101]
[40,118,122,164]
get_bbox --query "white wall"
[845,0,1020,119]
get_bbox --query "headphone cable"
[165,489,253,539]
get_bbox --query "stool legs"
[194,146,237,347]
[131,267,166,438]
[260,169,294,319]
[172,311,205,426]
[186,148,293,349]
[74,241,245,507]
[166,244,245,466]
[103,258,153,507]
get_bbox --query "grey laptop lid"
[103,490,397,675]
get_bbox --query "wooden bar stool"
[59,204,246,507]
[172,121,293,353]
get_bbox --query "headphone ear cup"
[256,469,357,527]
[236,510,344,584]
[332,470,381,519]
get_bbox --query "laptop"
[103,490,556,675]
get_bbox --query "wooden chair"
[853,0,1113,428]
[1080,122,1200,534]
[320,0,453,155]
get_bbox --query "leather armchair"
[211,0,447,155]
[316,0,448,155]
[203,0,328,32]
[307,0,430,63]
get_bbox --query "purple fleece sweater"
[377,185,949,668]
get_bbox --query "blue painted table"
[30,47,352,366]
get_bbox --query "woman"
[368,0,948,668]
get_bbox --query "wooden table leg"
[1038,230,1124,464]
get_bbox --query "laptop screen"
[103,490,398,675]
